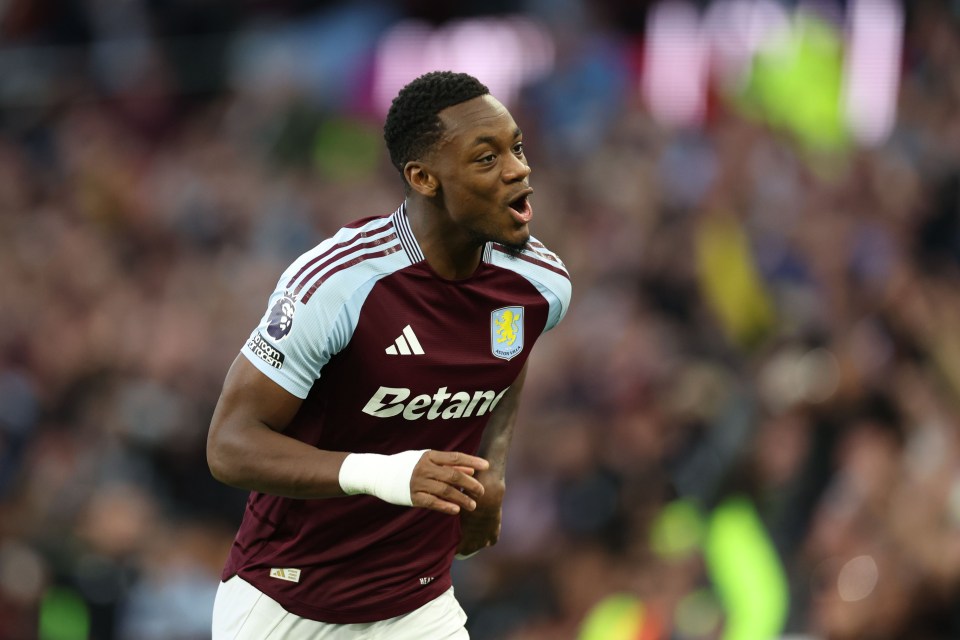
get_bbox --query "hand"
[456,473,505,558]
[410,450,489,515]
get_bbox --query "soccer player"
[207,70,571,639]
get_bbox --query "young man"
[207,71,571,639]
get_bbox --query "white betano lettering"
[361,385,510,420]
[402,394,432,420]
[361,386,411,418]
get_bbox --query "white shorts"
[212,576,469,639]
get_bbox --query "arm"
[456,361,528,557]
[207,354,487,514]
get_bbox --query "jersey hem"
[231,570,454,624]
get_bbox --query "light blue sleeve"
[240,246,404,399]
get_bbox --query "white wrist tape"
[338,450,427,507]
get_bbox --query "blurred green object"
[579,593,665,640]
[313,117,381,181]
[705,497,789,640]
[38,586,90,640]
[649,498,705,561]
[579,593,642,640]
[736,10,849,155]
[675,588,723,637]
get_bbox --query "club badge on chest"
[491,306,524,361]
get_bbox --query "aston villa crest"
[491,306,524,361]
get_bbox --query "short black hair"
[383,71,489,178]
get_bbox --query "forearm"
[207,414,349,499]
[476,363,528,478]
[209,419,487,512]
[207,355,488,512]
[206,355,349,499]
[478,432,512,483]
[455,365,526,557]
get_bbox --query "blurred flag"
[695,210,776,348]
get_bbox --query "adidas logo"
[385,325,424,356]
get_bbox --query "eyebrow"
[470,127,523,148]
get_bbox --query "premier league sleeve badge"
[267,291,297,341]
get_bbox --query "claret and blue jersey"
[226,203,571,624]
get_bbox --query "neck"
[405,197,483,280]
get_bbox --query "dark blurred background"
[1,0,959,638]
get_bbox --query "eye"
[513,142,525,155]
[478,154,496,164]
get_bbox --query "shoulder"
[487,236,571,329]
[487,236,570,287]
[282,215,409,305]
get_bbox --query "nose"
[502,153,531,183]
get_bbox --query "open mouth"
[507,191,533,224]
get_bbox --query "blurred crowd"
[2,0,960,639]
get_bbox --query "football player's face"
[430,95,533,250]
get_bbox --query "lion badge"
[491,306,524,361]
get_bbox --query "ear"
[404,161,439,197]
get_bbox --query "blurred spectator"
[3,1,960,639]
